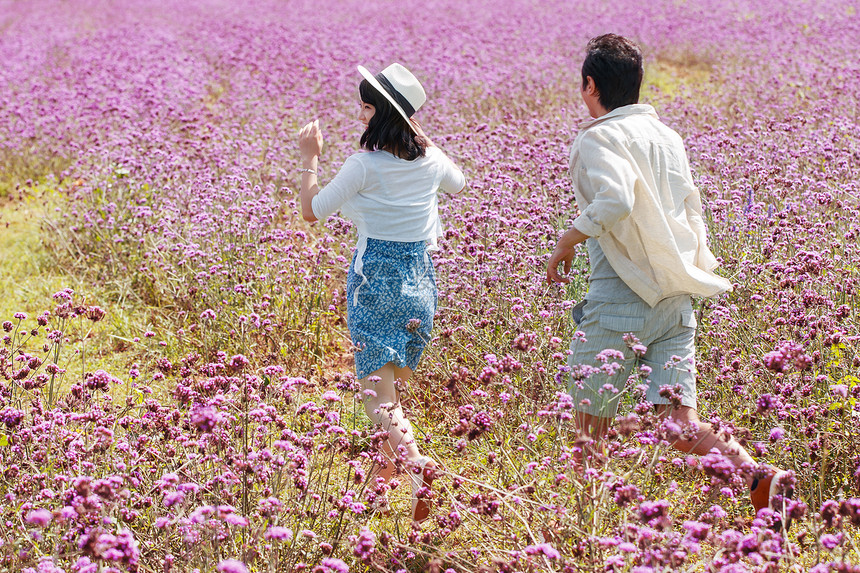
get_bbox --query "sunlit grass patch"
[644,59,713,98]
[0,188,159,396]
[0,152,72,199]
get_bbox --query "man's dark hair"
[359,79,427,161]
[581,34,643,111]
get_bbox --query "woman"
[297,63,465,522]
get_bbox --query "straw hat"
[358,63,426,133]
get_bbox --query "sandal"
[410,456,436,523]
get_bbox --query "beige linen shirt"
[569,104,732,307]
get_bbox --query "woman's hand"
[299,119,324,161]
[410,119,434,147]
[297,120,322,223]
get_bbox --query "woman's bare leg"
[360,362,421,463]
[360,362,435,521]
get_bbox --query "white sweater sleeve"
[311,155,366,220]
[435,148,466,193]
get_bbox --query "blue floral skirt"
[346,238,436,379]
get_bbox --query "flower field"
[1,0,860,571]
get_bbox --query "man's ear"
[584,75,598,96]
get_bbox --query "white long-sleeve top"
[312,145,465,306]
[311,146,465,241]
[569,104,732,307]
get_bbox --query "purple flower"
[821,500,840,528]
[820,533,842,550]
[319,558,350,573]
[155,517,171,528]
[264,526,293,540]
[321,390,341,402]
[595,348,625,363]
[79,528,139,567]
[350,526,376,560]
[25,509,53,528]
[72,557,97,573]
[763,341,812,372]
[683,520,711,541]
[830,384,848,398]
[0,407,24,429]
[83,369,117,391]
[85,306,106,322]
[756,393,776,414]
[223,513,249,527]
[163,491,185,507]
[52,290,72,302]
[613,483,641,507]
[839,498,860,526]
[216,559,248,573]
[190,404,222,432]
[228,354,249,371]
[638,499,671,529]
[523,543,561,559]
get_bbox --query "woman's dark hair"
[359,79,427,161]
[581,34,643,111]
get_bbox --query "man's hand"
[547,226,589,283]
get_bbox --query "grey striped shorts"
[567,295,698,418]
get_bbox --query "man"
[546,34,793,531]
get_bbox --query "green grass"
[644,59,713,98]
[0,150,72,198]
[0,188,73,317]
[0,186,156,391]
